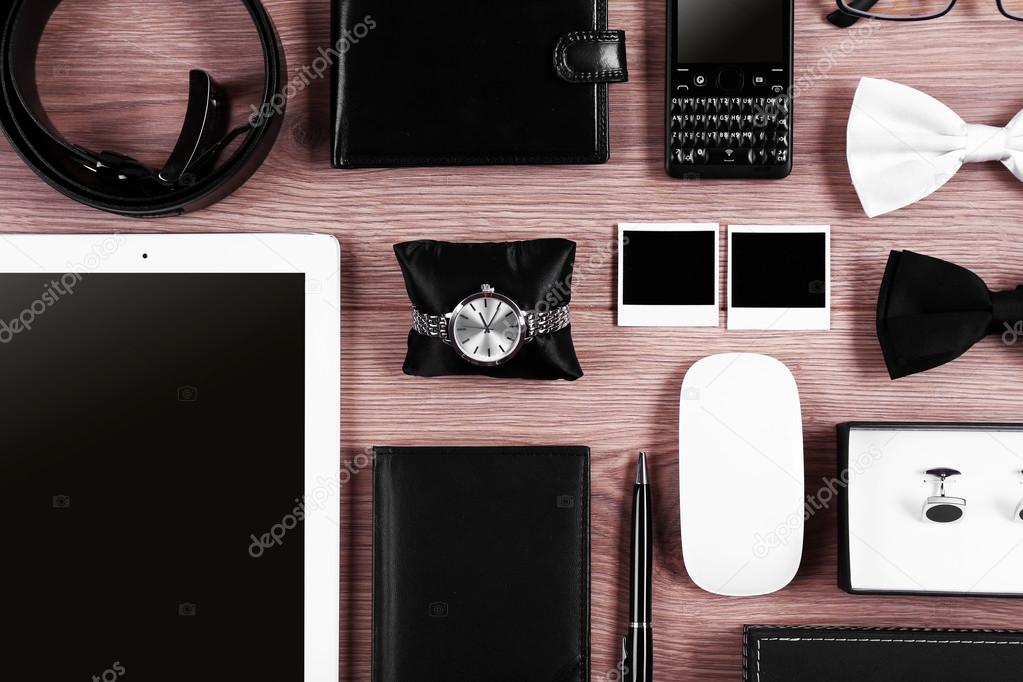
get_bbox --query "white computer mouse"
[679,353,804,596]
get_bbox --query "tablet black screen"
[0,274,304,680]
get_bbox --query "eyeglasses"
[828,0,1023,27]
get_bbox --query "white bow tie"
[847,77,1023,218]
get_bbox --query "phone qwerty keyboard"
[669,96,790,166]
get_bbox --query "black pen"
[621,451,653,682]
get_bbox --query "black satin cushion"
[331,0,623,167]
[394,239,583,381]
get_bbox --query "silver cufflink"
[922,468,965,524]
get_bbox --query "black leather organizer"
[394,239,583,381]
[373,446,591,682]
[744,626,1023,682]
[330,0,627,167]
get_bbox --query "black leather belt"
[0,0,286,217]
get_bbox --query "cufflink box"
[838,422,1023,598]
[744,626,1023,682]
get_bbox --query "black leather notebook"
[331,1,627,167]
[372,446,590,682]
[744,626,1023,681]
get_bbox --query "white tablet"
[0,234,340,681]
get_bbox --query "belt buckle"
[72,146,169,196]
[72,145,155,181]
[92,150,158,182]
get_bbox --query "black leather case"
[331,1,627,168]
[394,239,583,381]
[744,626,1023,681]
[373,446,591,682]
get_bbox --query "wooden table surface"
[5,1,1023,679]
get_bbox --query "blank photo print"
[727,225,830,330]
[618,224,719,326]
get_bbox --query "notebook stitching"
[560,30,621,80]
[579,450,588,681]
[756,637,1023,682]
[598,81,608,155]
[371,449,382,682]
[555,31,626,83]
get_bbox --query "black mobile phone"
[666,0,794,179]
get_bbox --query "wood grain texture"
[5,1,1023,679]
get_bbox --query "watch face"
[449,291,525,366]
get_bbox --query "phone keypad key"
[669,96,790,168]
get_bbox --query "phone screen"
[676,0,786,63]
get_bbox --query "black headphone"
[0,0,286,217]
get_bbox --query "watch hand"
[458,325,486,331]
[486,302,503,329]
[478,312,489,330]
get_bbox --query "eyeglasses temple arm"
[827,0,881,28]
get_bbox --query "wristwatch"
[412,284,571,367]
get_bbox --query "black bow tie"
[877,250,1023,379]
